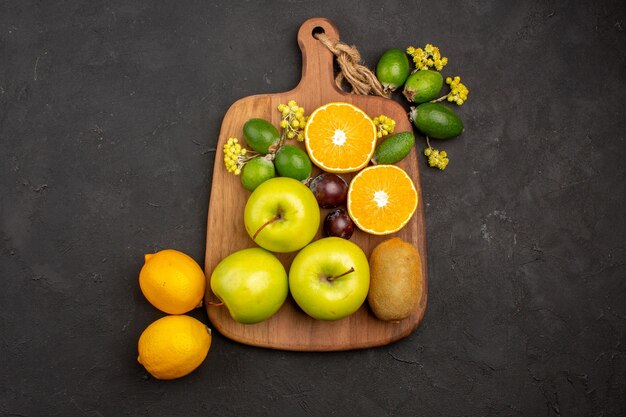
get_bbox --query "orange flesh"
[305,103,377,173]
[348,165,418,235]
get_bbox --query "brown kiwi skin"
[367,238,422,321]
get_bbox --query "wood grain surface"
[204,17,428,351]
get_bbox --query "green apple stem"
[206,300,224,307]
[252,213,282,240]
[326,266,355,281]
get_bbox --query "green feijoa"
[243,118,280,154]
[274,145,312,182]
[371,132,416,165]
[376,48,411,91]
[410,103,464,139]
[240,156,276,191]
[403,70,443,104]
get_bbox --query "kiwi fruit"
[367,238,422,321]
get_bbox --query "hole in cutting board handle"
[294,19,340,92]
[311,26,325,37]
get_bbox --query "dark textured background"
[1,1,625,416]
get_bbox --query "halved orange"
[305,102,377,173]
[347,165,418,235]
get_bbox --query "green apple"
[244,177,320,253]
[289,237,370,320]
[210,248,288,324]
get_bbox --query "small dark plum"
[309,173,348,208]
[324,209,354,240]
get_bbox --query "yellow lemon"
[137,315,212,380]
[139,249,206,314]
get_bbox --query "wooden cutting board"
[204,17,428,351]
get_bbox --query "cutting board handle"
[296,18,342,92]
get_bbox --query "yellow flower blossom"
[424,147,449,170]
[372,114,396,138]
[223,137,258,175]
[277,100,308,142]
[423,137,449,170]
[445,76,469,105]
[406,44,448,71]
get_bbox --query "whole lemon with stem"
[139,249,206,314]
[137,315,212,380]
